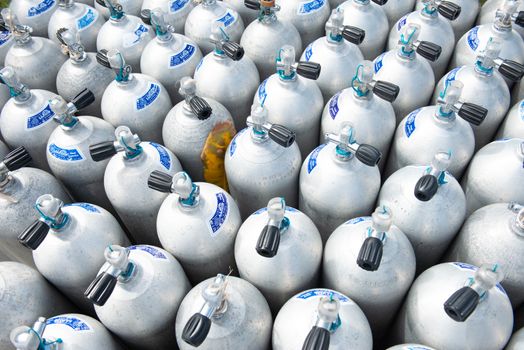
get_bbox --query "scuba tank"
[299,8,365,102]
[416,0,480,39]
[10,314,122,350]
[393,263,513,349]
[184,0,245,55]
[446,202,524,308]
[96,0,154,73]
[162,77,236,188]
[0,16,15,66]
[148,170,242,284]
[46,91,116,210]
[323,206,416,337]
[141,0,196,34]
[89,126,182,245]
[225,104,301,219]
[85,244,190,350]
[48,0,104,52]
[272,288,373,350]
[382,0,416,24]
[234,197,323,313]
[378,152,466,273]
[320,61,398,168]
[478,0,524,39]
[56,28,115,117]
[461,138,524,215]
[0,141,9,159]
[195,23,260,129]
[255,45,322,157]
[386,80,488,179]
[433,38,524,150]
[18,194,130,312]
[337,0,388,60]
[139,8,203,104]
[223,0,259,25]
[497,98,524,139]
[374,23,442,124]
[387,345,436,350]
[240,0,302,81]
[2,9,66,93]
[514,77,524,104]
[175,273,273,349]
[9,0,58,37]
[0,66,59,172]
[0,84,10,111]
[95,0,143,18]
[0,262,73,350]
[388,0,461,80]
[507,327,524,349]
[98,48,172,144]
[299,123,382,243]
[274,0,331,47]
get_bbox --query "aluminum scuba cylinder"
[141,0,196,34]
[139,8,203,104]
[195,22,260,129]
[513,78,524,104]
[148,170,242,284]
[330,0,347,7]
[0,83,10,111]
[223,0,259,25]
[96,0,154,73]
[393,263,513,350]
[299,8,365,102]
[255,45,323,157]
[507,327,524,349]
[89,126,182,245]
[48,0,104,52]
[95,0,143,18]
[497,98,524,139]
[9,0,58,37]
[387,345,436,350]
[478,0,524,39]
[373,23,442,124]
[175,273,273,350]
[225,104,301,219]
[234,197,323,313]
[0,141,9,159]
[461,138,524,215]
[299,123,382,243]
[378,152,466,273]
[55,28,115,117]
[162,77,236,188]
[382,0,416,24]
[0,17,15,66]
[240,0,302,81]
[416,0,480,39]
[272,289,373,350]
[98,48,172,144]
[184,0,245,55]
[385,80,488,179]
[85,244,190,350]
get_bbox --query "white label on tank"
[253,206,298,215]
[135,83,161,111]
[297,0,325,15]
[519,100,524,121]
[169,43,196,68]
[46,316,92,331]
[467,26,480,52]
[344,216,371,225]
[26,104,55,130]
[208,193,229,236]
[257,78,268,103]
[374,52,386,73]
[77,8,98,31]
[129,245,167,259]
[169,0,190,12]
[216,9,237,27]
[149,142,171,170]
[328,92,340,119]
[27,0,55,17]
[122,24,150,48]
[48,143,85,162]
[304,43,313,61]
[397,15,408,32]
[64,203,100,213]
[296,289,351,303]
[228,128,246,157]
[307,144,326,173]
[404,108,421,138]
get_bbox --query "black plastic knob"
[56,27,68,46]
[372,81,400,102]
[498,60,524,82]
[342,26,366,45]
[89,141,117,162]
[182,313,212,347]
[96,49,111,69]
[255,225,280,258]
[3,146,32,171]
[414,174,439,202]
[140,9,151,25]
[438,1,461,21]
[0,17,6,32]
[515,11,524,27]
[444,286,480,322]
[356,144,381,167]
[357,237,383,271]
[95,0,106,7]
[222,41,244,61]
[458,103,487,126]
[296,62,321,80]
[302,326,330,350]
[268,124,296,148]
[244,0,261,10]
[416,41,442,62]
[84,272,118,306]
[189,96,212,120]
[148,170,173,193]
[18,220,50,250]
[371,0,388,4]
[72,89,95,111]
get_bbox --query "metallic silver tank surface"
[0,84,10,111]
[386,80,488,179]
[478,0,524,39]
[195,23,260,129]
[299,124,382,242]
[461,138,524,215]
[0,141,9,159]
[223,0,259,25]
[446,202,524,308]
[85,245,190,350]
[382,0,416,24]
[140,8,202,104]
[0,25,15,66]
[323,206,416,337]
[299,8,365,102]
[225,104,302,219]
[150,170,242,284]
[234,198,323,313]
[96,0,143,18]
[47,0,105,52]
[18,195,130,312]
[184,0,245,55]
[99,49,172,144]
[416,0,480,39]
[393,262,513,350]
[387,345,436,350]
[507,327,524,349]
[497,98,524,139]
[378,152,466,273]
[9,0,58,37]
[514,73,524,104]
[141,0,196,34]
[175,274,273,350]
[272,289,373,350]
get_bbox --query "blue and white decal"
[329,92,340,119]
[129,245,167,259]
[344,216,370,225]
[150,142,171,170]
[452,262,506,294]
[195,57,204,72]
[26,104,55,130]
[374,53,386,73]
[64,203,100,213]
[404,108,421,138]
[397,15,408,32]
[123,24,149,48]
[467,26,480,51]
[216,10,236,27]
[169,44,196,68]
[48,144,84,162]
[0,30,12,46]
[304,44,313,62]
[228,128,246,157]
[46,316,91,331]
[297,289,349,303]
[257,78,268,102]
[253,206,298,215]
[136,83,160,111]
[519,100,524,121]
[209,193,229,236]
[169,0,190,12]
[27,0,55,17]
[445,66,462,86]
[297,0,325,15]
[406,347,433,350]
[307,144,326,173]
[77,8,97,31]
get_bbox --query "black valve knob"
[416,41,442,62]
[515,11,524,27]
[342,26,365,45]
[255,225,280,258]
[498,59,524,82]
[444,286,480,322]
[189,96,212,120]
[95,0,106,6]
[3,146,32,171]
[458,103,487,126]
[371,0,388,5]
[148,170,173,193]
[140,9,151,25]
[296,62,321,80]
[414,174,439,202]
[244,0,261,10]
[84,272,118,306]
[302,326,330,350]
[357,237,383,271]
[372,81,400,102]
[356,144,382,167]
[56,27,69,46]
[268,124,296,148]
[96,49,111,69]
[182,313,212,347]
[438,1,461,21]
[18,220,50,250]
[222,41,244,61]
[89,141,117,162]
[72,89,95,111]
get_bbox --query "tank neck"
[353,0,371,4]
[58,0,75,8]
[434,106,456,122]
[474,61,494,76]
[201,0,217,7]
[508,203,524,237]
[258,2,278,24]
[420,3,439,18]
[250,125,270,143]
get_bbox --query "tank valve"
[494,0,524,29]
[325,8,365,45]
[414,151,451,201]
[421,0,461,20]
[0,147,32,186]
[302,295,341,350]
[50,89,95,128]
[56,27,86,61]
[276,45,321,80]
[1,8,32,44]
[245,0,280,22]
[89,126,142,162]
[437,80,487,126]
[148,171,200,207]
[325,123,382,166]
[96,48,131,82]
[97,0,124,20]
[210,23,244,61]
[10,317,62,350]
[351,61,400,102]
[357,206,392,271]
[141,8,174,39]
[398,23,442,62]
[179,77,213,120]
[0,66,30,101]
[255,197,289,257]
[475,38,524,81]
[247,103,296,148]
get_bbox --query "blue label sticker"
[27,104,55,130]
[124,24,149,47]
[467,26,480,51]
[407,347,433,350]
[519,100,524,121]
[453,262,476,270]
[298,0,325,14]
[46,316,90,331]
[229,128,246,157]
[0,30,11,46]
[28,0,55,17]
[258,78,268,102]
[77,8,97,31]
[195,57,204,72]
[374,53,385,73]
[216,10,236,27]
[209,192,229,236]
[48,144,84,162]
[169,0,190,12]
[136,83,160,111]
[129,245,167,259]
[64,203,100,213]
[397,15,408,32]
[445,66,461,86]
[344,216,370,225]
[297,289,349,303]
[404,108,421,138]
[328,92,340,120]
[169,44,196,68]
[149,142,171,170]
[253,206,298,215]
[307,144,326,174]
[304,44,313,62]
